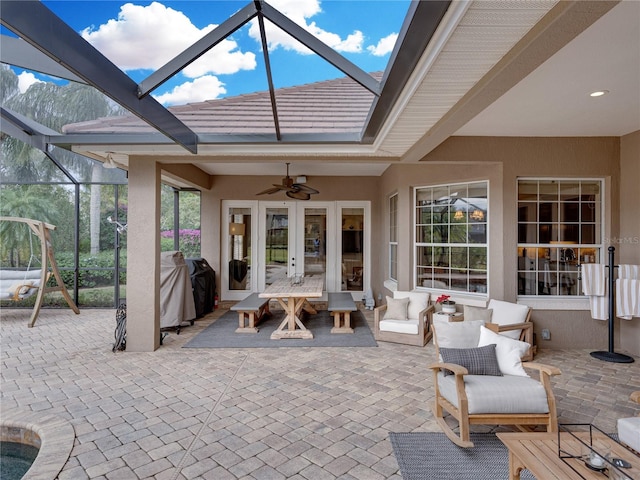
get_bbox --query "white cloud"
[17,72,42,93]
[81,2,256,77]
[367,33,398,57]
[153,75,226,105]
[248,0,363,54]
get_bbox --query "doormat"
[183,309,377,348]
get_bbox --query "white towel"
[618,264,640,279]
[582,264,607,320]
[616,278,640,320]
[582,264,606,296]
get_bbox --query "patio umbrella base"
[590,351,635,363]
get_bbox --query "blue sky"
[11,0,410,105]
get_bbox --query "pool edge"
[1,409,75,480]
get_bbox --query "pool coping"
[1,409,75,480]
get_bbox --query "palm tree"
[2,69,126,254]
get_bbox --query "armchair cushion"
[383,296,409,321]
[463,305,493,322]
[487,299,530,339]
[436,372,551,415]
[478,326,530,377]
[440,344,502,376]
[433,319,485,349]
[379,318,419,335]
[393,291,430,320]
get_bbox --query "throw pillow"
[393,291,429,320]
[463,305,493,322]
[433,319,485,349]
[383,296,409,320]
[477,325,531,377]
[487,299,530,339]
[440,344,503,376]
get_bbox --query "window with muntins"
[389,194,398,282]
[517,179,602,297]
[415,182,488,294]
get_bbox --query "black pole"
[590,246,634,363]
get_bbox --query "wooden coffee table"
[497,431,639,480]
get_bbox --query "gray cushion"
[437,372,550,415]
[440,344,502,376]
[463,305,493,322]
[384,296,409,320]
[433,319,485,349]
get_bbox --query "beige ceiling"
[78,0,639,178]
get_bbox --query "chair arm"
[417,304,435,337]
[486,321,534,348]
[373,305,387,328]
[427,362,469,376]
[522,362,561,377]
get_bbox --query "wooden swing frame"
[0,216,79,327]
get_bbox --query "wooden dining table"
[259,275,324,339]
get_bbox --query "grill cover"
[186,257,216,318]
[160,251,196,328]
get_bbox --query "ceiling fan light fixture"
[256,163,319,200]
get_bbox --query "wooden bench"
[328,292,357,333]
[230,293,271,333]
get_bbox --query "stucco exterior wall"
[618,130,640,354]
[378,136,636,355]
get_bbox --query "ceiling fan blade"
[286,190,310,200]
[293,184,319,195]
[256,186,282,195]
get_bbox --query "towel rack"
[590,246,634,363]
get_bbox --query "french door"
[222,201,368,300]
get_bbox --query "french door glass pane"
[342,208,364,291]
[228,208,250,291]
[265,208,288,286]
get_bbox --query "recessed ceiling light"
[590,90,609,97]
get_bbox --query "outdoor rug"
[389,432,536,479]
[183,309,377,348]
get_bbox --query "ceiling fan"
[256,163,319,200]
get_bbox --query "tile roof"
[63,73,382,137]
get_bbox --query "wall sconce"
[229,223,246,236]
[470,209,484,221]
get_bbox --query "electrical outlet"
[541,328,551,340]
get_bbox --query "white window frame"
[414,181,489,298]
[516,178,604,308]
[389,193,398,283]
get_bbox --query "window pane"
[416,225,432,243]
[518,223,537,243]
[469,223,487,244]
[518,181,538,201]
[518,202,537,222]
[559,182,580,201]
[539,181,558,200]
[450,224,468,243]
[561,203,579,222]
[539,203,558,222]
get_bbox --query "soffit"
[375,0,558,158]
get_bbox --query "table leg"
[270,296,314,339]
[508,450,524,480]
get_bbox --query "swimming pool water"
[0,441,39,479]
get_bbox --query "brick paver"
[1,306,638,479]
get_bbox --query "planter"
[441,301,456,314]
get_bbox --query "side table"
[433,311,464,322]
